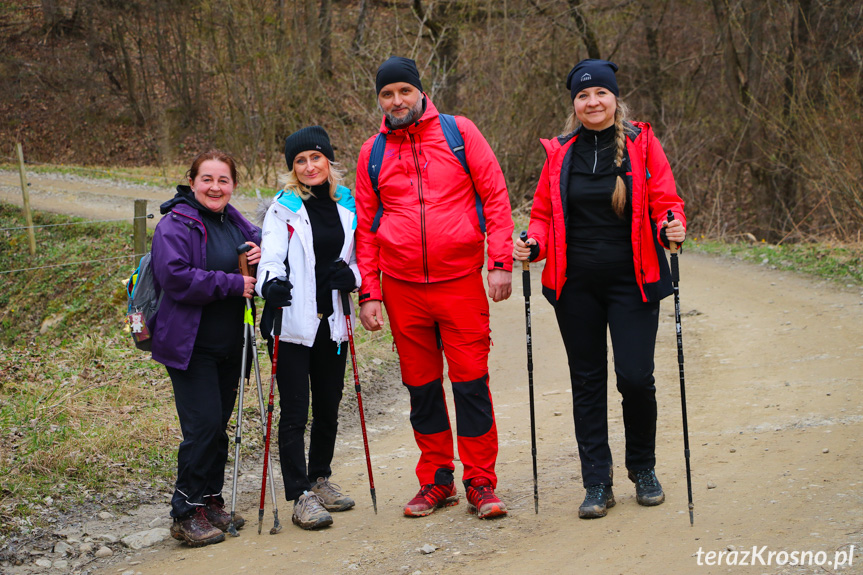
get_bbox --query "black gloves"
[262,276,292,307]
[329,263,356,292]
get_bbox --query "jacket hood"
[377,94,438,136]
[159,185,207,215]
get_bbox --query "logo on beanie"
[581,73,592,82]
[316,145,321,150]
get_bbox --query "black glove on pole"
[334,259,377,513]
[329,262,357,292]
[667,211,694,526]
[520,231,539,514]
[262,277,292,308]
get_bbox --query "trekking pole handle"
[519,231,531,271]
[237,243,252,277]
[519,231,531,298]
[334,259,352,316]
[666,211,679,254]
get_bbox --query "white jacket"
[255,185,360,346]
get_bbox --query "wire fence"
[0,254,147,275]
[1,154,179,185]
[0,214,153,232]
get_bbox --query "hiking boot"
[628,468,665,506]
[292,491,333,530]
[465,477,507,519]
[578,484,615,519]
[403,482,459,517]
[204,497,244,531]
[311,477,355,512]
[170,507,226,547]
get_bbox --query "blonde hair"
[278,160,346,201]
[563,99,630,218]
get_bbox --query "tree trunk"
[412,0,460,111]
[567,0,601,59]
[352,0,368,54]
[319,0,332,76]
[41,0,63,34]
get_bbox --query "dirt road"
[0,171,261,227]
[90,253,860,575]
[4,172,861,574]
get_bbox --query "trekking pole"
[259,304,282,534]
[226,245,255,537]
[237,245,282,535]
[519,231,539,514]
[336,259,377,514]
[666,211,694,526]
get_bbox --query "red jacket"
[355,97,514,302]
[528,121,685,304]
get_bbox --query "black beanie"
[284,126,334,170]
[566,59,620,101]
[375,56,423,95]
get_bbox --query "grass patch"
[0,199,396,544]
[0,201,181,534]
[688,237,863,285]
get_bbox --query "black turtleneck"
[566,125,633,270]
[304,184,344,317]
[192,195,246,353]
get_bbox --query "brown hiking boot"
[311,477,355,512]
[170,507,225,547]
[292,491,333,530]
[404,482,459,517]
[204,497,245,531]
[465,477,507,519]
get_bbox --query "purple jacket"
[149,200,261,370]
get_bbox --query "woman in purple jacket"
[149,150,261,547]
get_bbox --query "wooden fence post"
[134,199,147,268]
[16,143,37,256]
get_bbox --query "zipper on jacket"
[409,133,429,281]
[592,133,598,173]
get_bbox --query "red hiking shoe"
[465,477,507,519]
[404,482,459,517]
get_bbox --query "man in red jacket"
[355,56,513,519]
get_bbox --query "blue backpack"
[367,113,486,234]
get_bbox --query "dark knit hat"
[375,56,423,95]
[284,126,334,170]
[566,59,619,101]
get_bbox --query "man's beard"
[384,98,424,129]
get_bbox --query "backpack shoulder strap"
[439,114,485,234]
[439,114,470,176]
[368,133,387,232]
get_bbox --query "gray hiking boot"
[292,491,333,530]
[311,477,355,512]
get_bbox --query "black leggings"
[268,320,347,501]
[555,264,659,487]
[167,348,241,518]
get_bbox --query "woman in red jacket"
[514,59,686,519]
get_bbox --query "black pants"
[268,320,347,501]
[555,264,659,487]
[167,348,241,518]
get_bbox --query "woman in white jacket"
[256,126,361,530]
